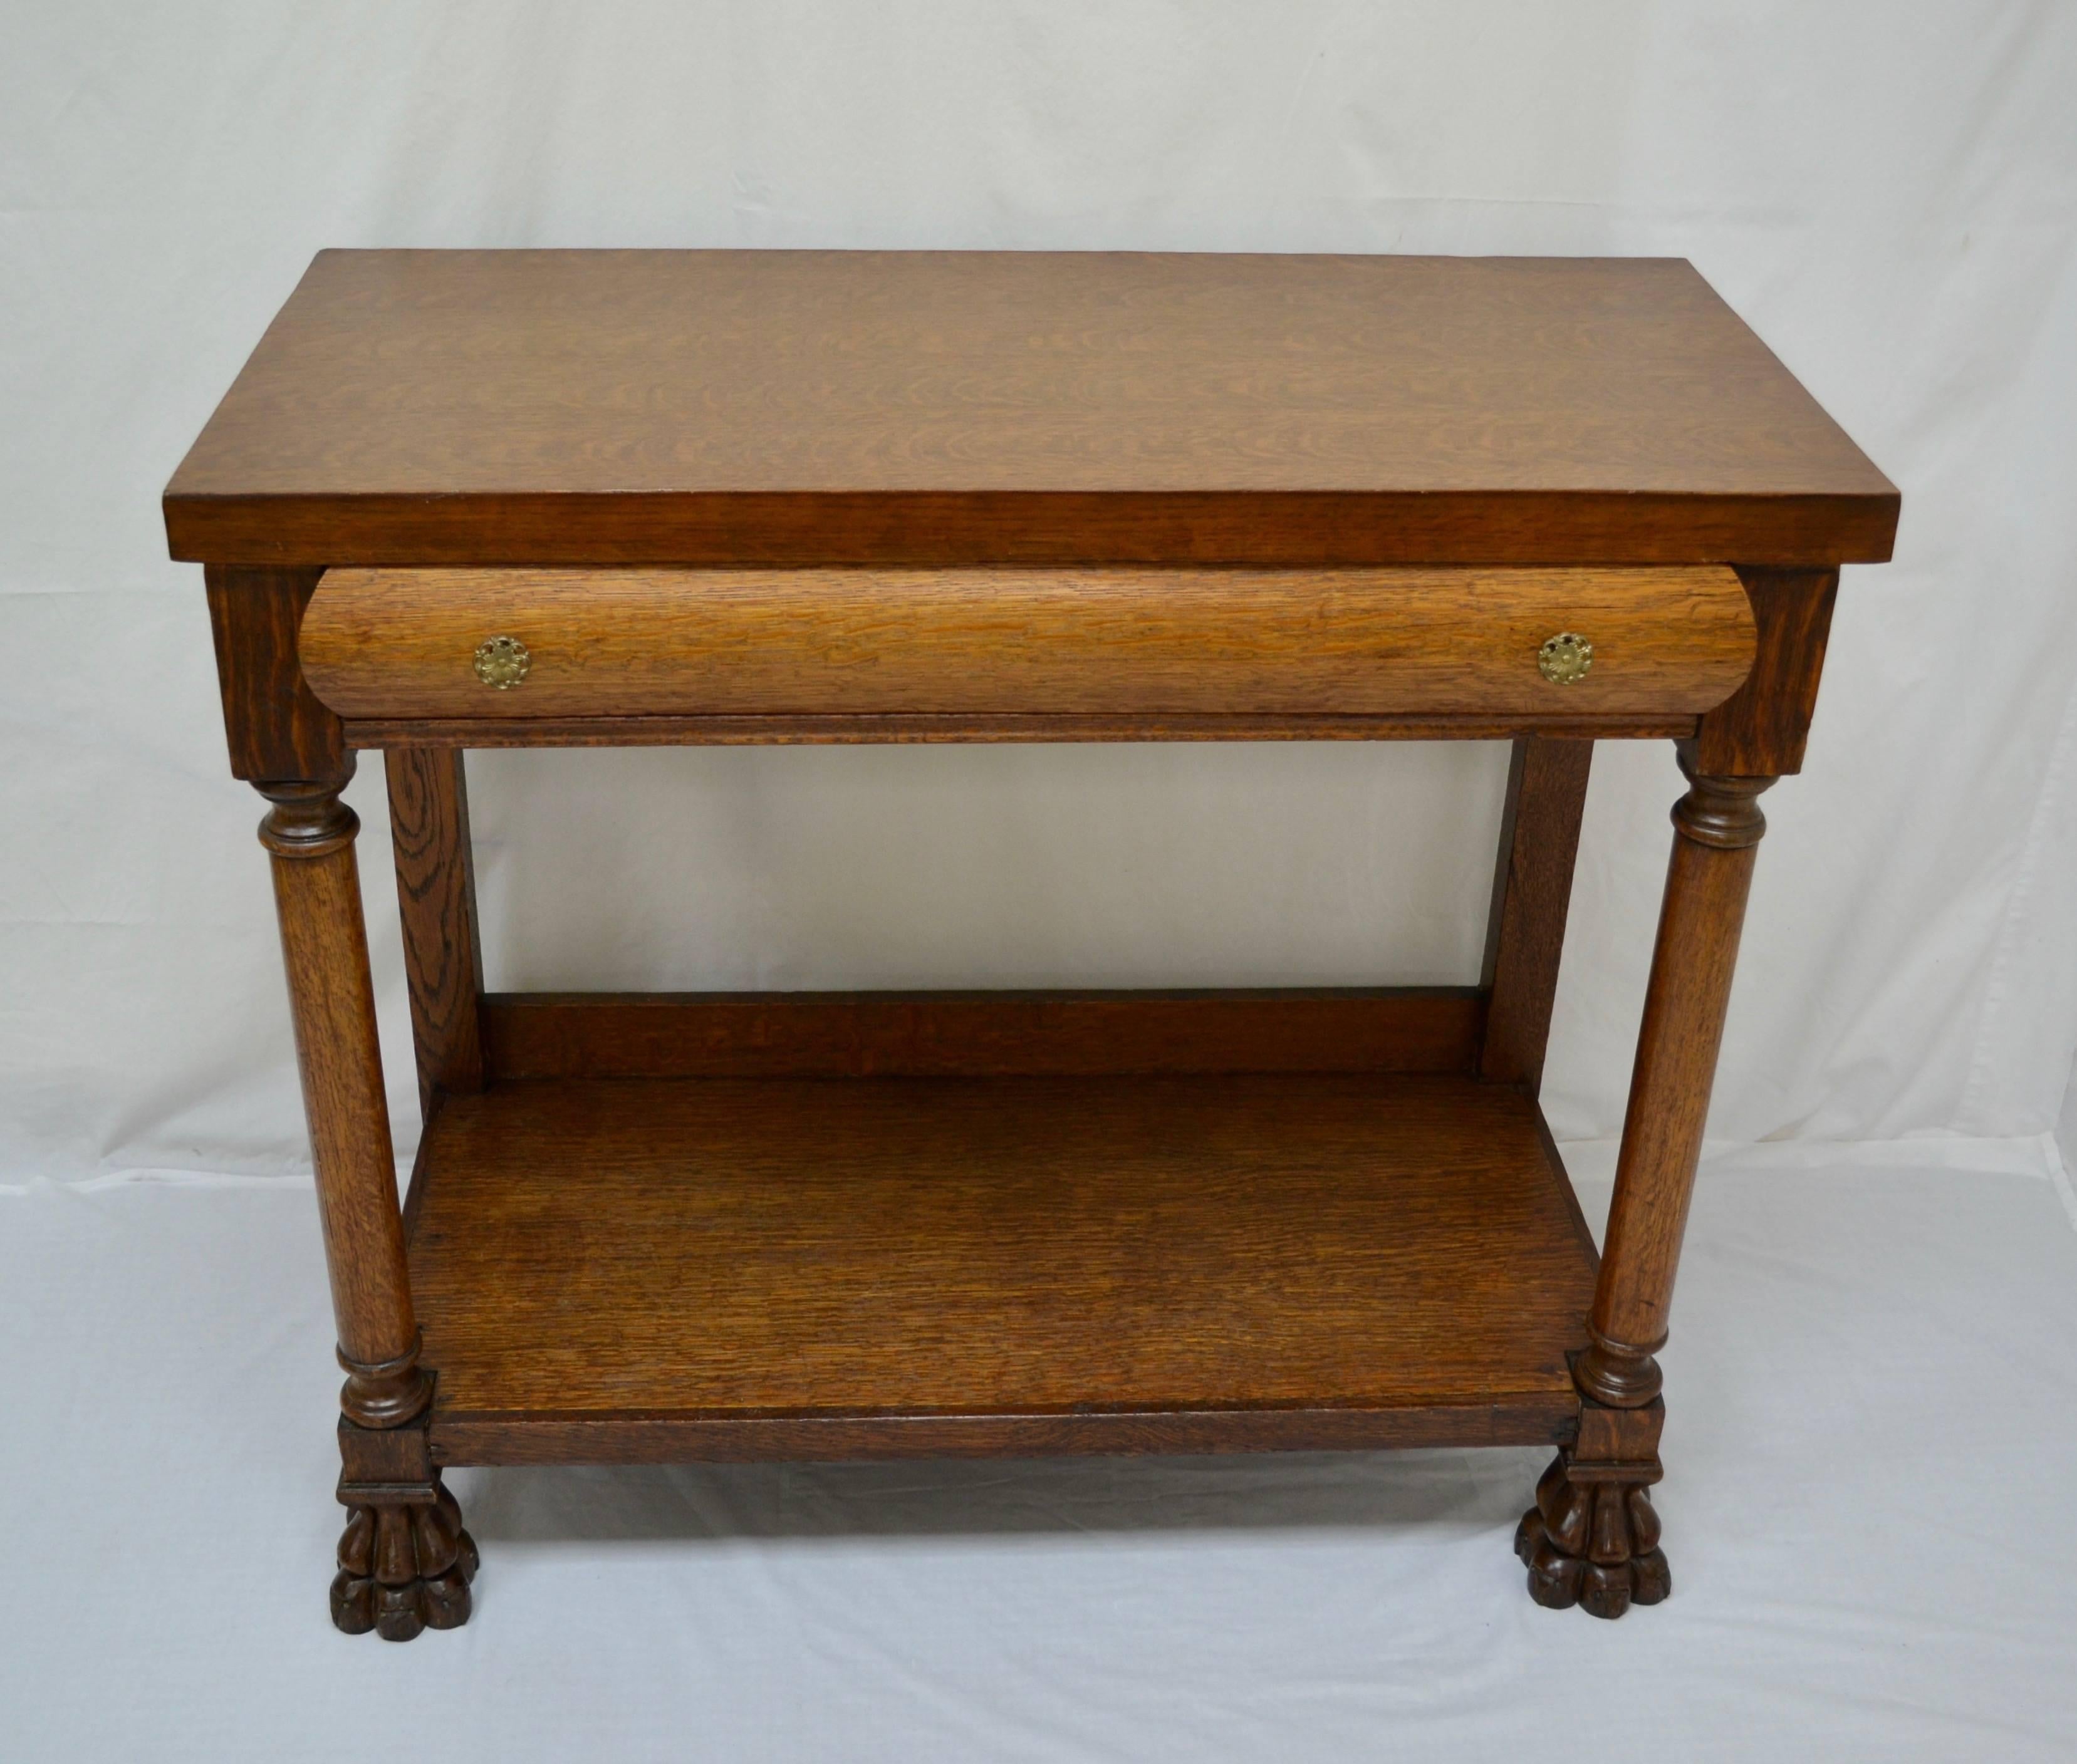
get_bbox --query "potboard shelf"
[407,1071,1599,1465]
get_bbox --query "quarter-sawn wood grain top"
[164,250,1897,568]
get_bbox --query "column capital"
[256,765,360,860]
[1670,742,1774,851]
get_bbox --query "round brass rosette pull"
[473,634,531,690]
[1537,632,1593,685]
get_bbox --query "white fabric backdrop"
[11,1146,2077,1763]
[4,1,2076,1178]
[7,9,2077,1762]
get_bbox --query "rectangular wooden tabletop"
[164,250,1897,569]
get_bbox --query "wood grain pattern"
[406,1074,1598,1459]
[479,989,1484,1081]
[205,566,344,782]
[1576,751,1774,1409]
[163,251,1898,568]
[299,565,1757,722]
[1479,739,1595,1091]
[383,748,484,1111]
[167,249,1898,1630]
[1691,566,1839,776]
[256,772,429,1431]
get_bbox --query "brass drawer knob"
[1538,632,1593,685]
[473,634,531,690]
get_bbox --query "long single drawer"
[298,566,1755,720]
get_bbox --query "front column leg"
[1518,740,1774,1617]
[258,764,476,1640]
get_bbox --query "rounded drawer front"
[298,565,1756,722]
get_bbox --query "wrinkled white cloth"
[6,9,2077,1752]
[4,1143,2074,1762]
[3,3,2076,1181]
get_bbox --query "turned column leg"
[258,762,476,1641]
[1517,740,1775,1617]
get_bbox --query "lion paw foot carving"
[330,1474,478,1641]
[1514,1451,1669,1620]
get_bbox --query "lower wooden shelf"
[407,1072,1598,1464]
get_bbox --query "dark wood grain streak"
[1480,739,1595,1091]
[1690,567,1840,776]
[204,566,343,782]
[164,252,1898,569]
[383,749,484,1112]
[479,989,1484,1081]
[407,1073,1597,1455]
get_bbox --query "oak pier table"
[165,250,1898,1637]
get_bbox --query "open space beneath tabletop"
[406,1071,1598,1464]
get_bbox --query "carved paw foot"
[1514,1451,1670,1619]
[330,1474,479,1641]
